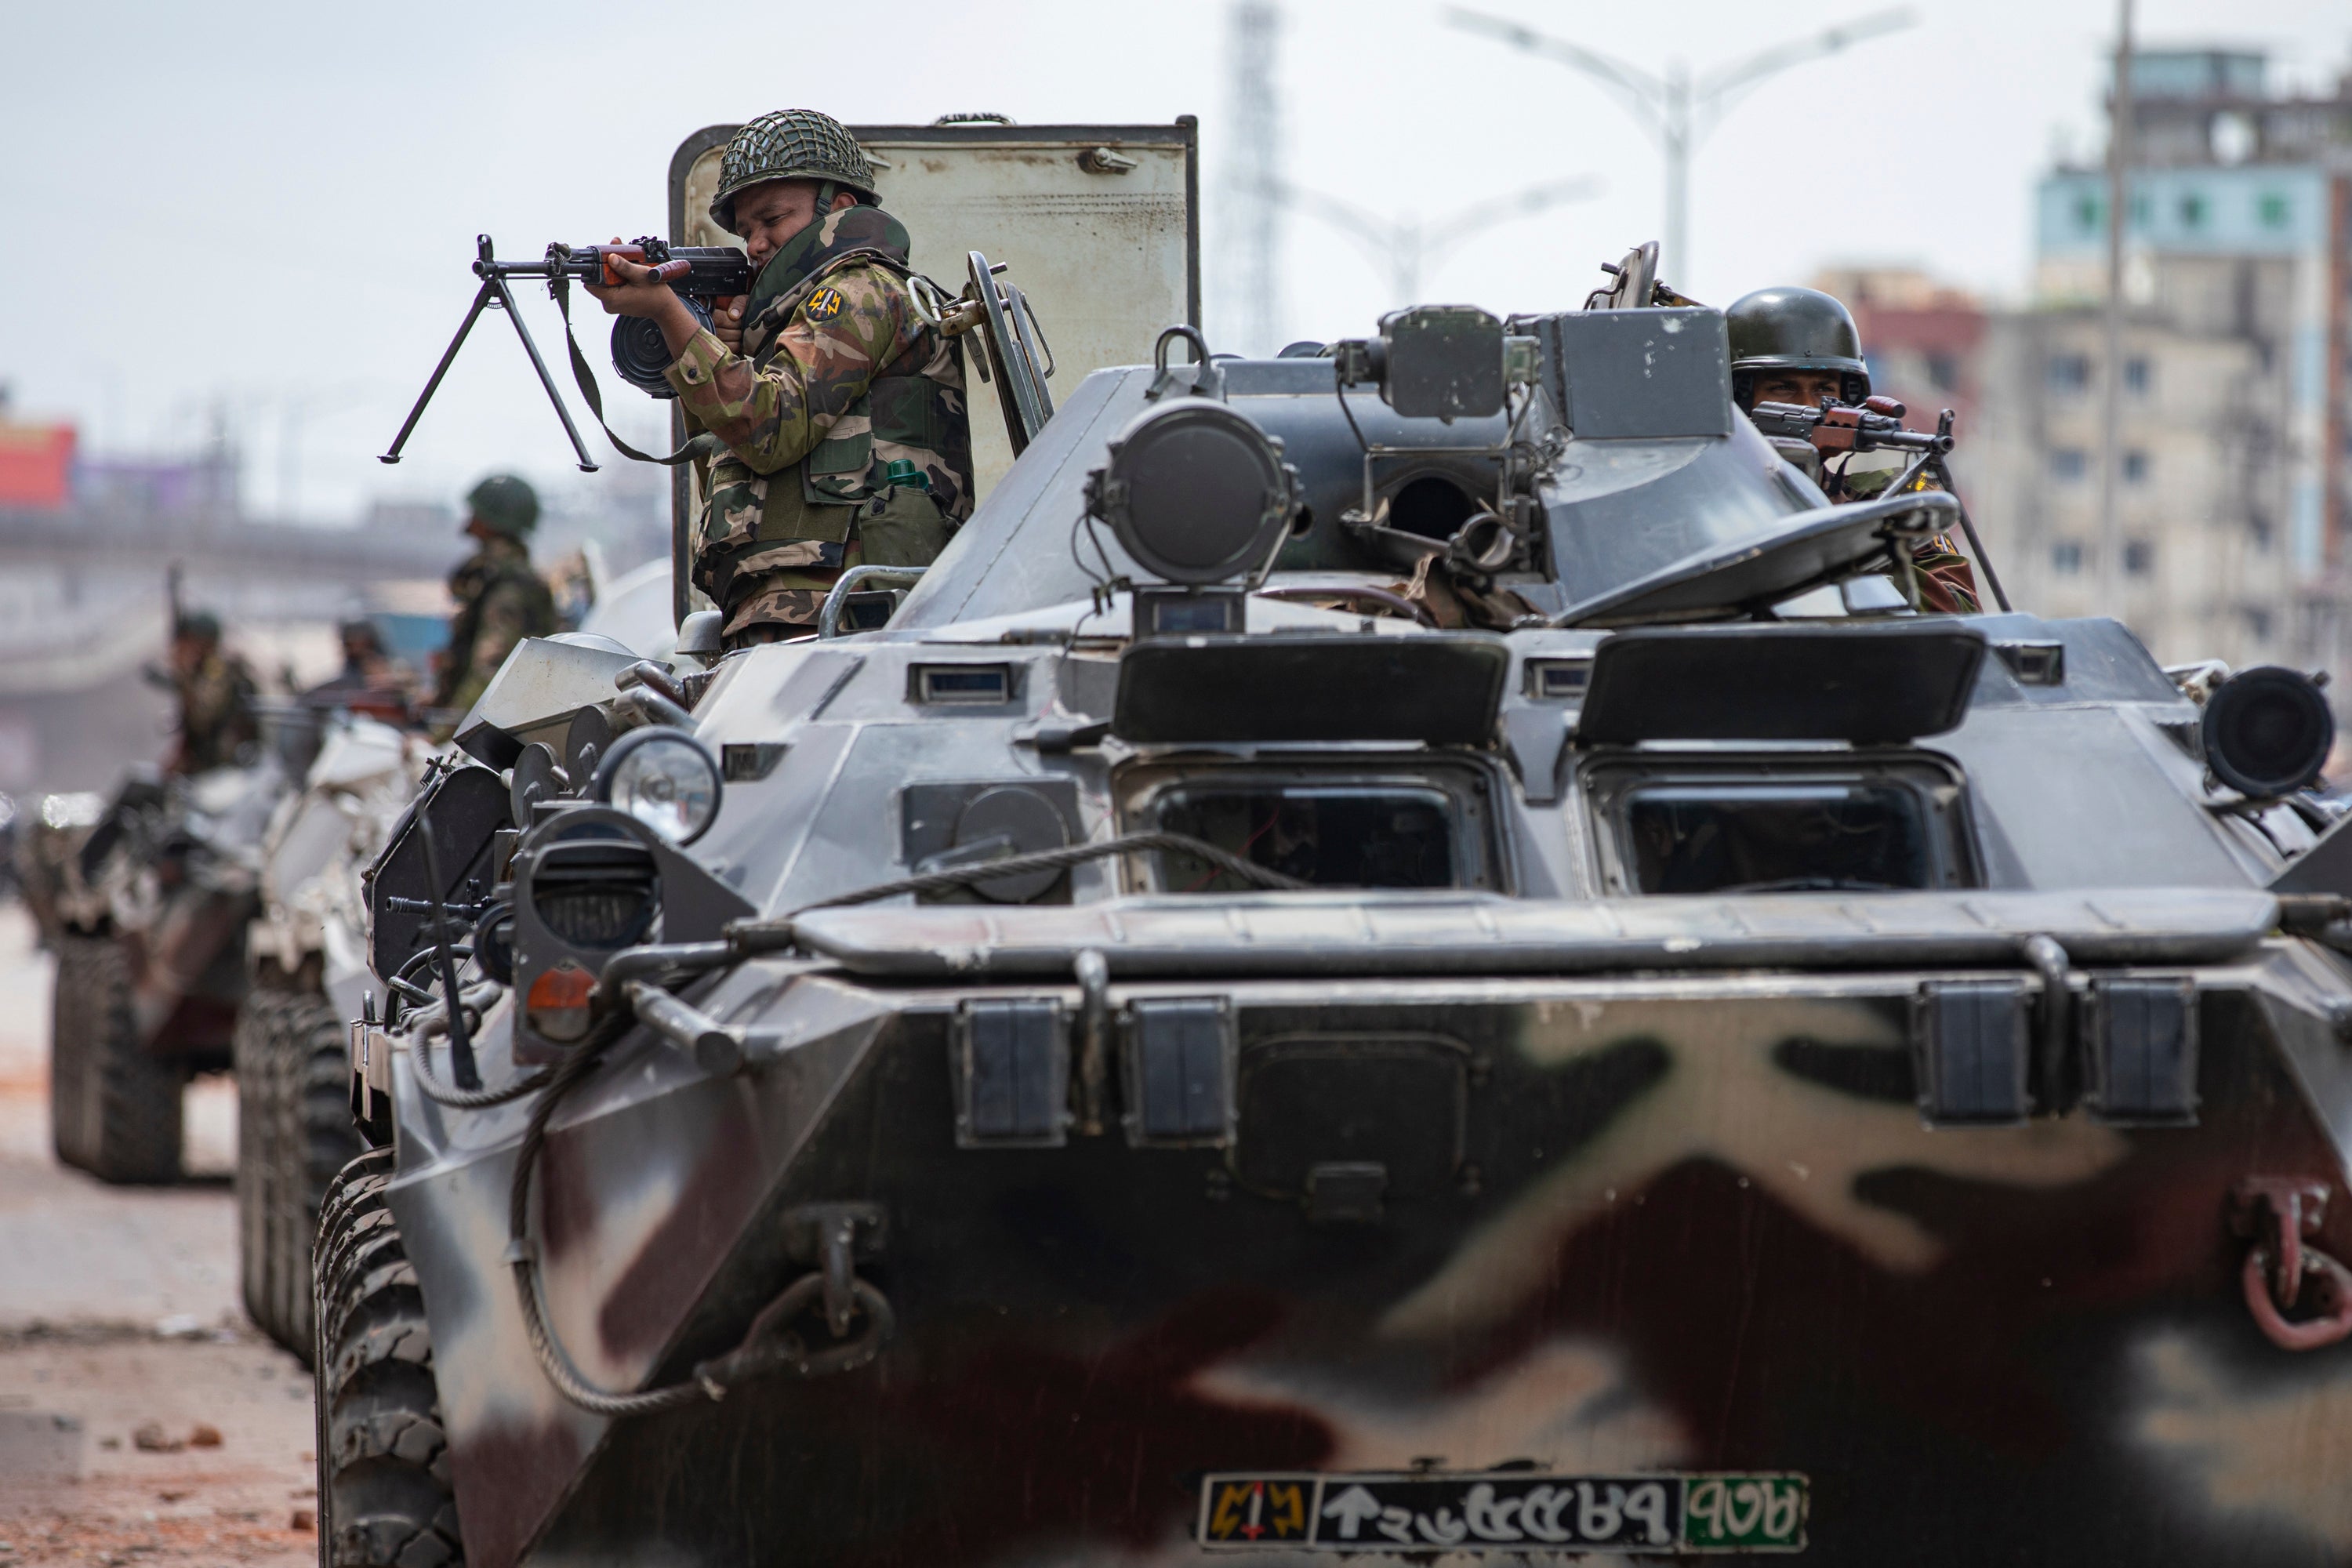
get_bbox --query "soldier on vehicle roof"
[585,108,975,651]
[1726,285,1980,615]
[162,609,259,775]
[434,474,557,717]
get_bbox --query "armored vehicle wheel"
[273,993,361,1367]
[51,935,183,1184]
[234,991,293,1345]
[48,937,97,1173]
[314,1148,463,1568]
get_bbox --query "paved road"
[0,904,317,1565]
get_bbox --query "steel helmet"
[710,110,879,232]
[1726,286,1871,405]
[465,474,540,539]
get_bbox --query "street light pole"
[1663,60,1690,279]
[1446,6,1914,282]
[1272,174,1603,307]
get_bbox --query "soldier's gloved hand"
[713,299,746,354]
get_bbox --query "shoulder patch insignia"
[805,286,846,323]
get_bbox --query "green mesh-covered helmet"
[710,109,878,231]
[1726,286,1871,406]
[173,609,221,644]
[465,474,539,538]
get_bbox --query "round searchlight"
[1088,399,1293,586]
[592,726,723,845]
[2202,666,2335,799]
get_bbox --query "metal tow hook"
[691,1203,894,1386]
[2230,1178,2352,1352]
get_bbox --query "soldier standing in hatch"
[163,610,259,775]
[433,474,558,716]
[584,108,975,650]
[1726,285,1980,614]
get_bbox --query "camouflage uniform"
[667,205,973,644]
[436,533,557,714]
[174,648,259,775]
[1835,461,1983,615]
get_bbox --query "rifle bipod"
[379,234,601,472]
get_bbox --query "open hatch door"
[666,118,1200,622]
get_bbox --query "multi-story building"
[1990,48,2350,681]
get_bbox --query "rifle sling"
[551,275,706,467]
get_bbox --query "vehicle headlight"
[592,727,722,845]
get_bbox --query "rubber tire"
[234,990,293,1347]
[274,993,362,1367]
[314,1148,464,1568]
[52,935,183,1184]
[49,937,96,1174]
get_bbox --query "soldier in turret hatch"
[585,108,975,651]
[1726,285,1980,614]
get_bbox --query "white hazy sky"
[2,0,2346,524]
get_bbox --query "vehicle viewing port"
[1584,754,1976,895]
[1123,763,1500,893]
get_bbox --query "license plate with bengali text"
[1196,1471,1807,1554]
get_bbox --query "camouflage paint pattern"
[387,944,2352,1568]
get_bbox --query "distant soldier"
[165,610,259,775]
[1726,286,1980,614]
[585,108,975,650]
[434,474,557,715]
[310,617,415,716]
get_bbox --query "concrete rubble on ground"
[0,907,316,1566]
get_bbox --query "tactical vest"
[441,543,557,704]
[701,207,973,563]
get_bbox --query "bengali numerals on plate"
[1682,1474,1807,1550]
[1196,1471,1806,1554]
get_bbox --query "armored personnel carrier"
[237,709,419,1357]
[40,743,290,1184]
[308,241,2352,1568]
